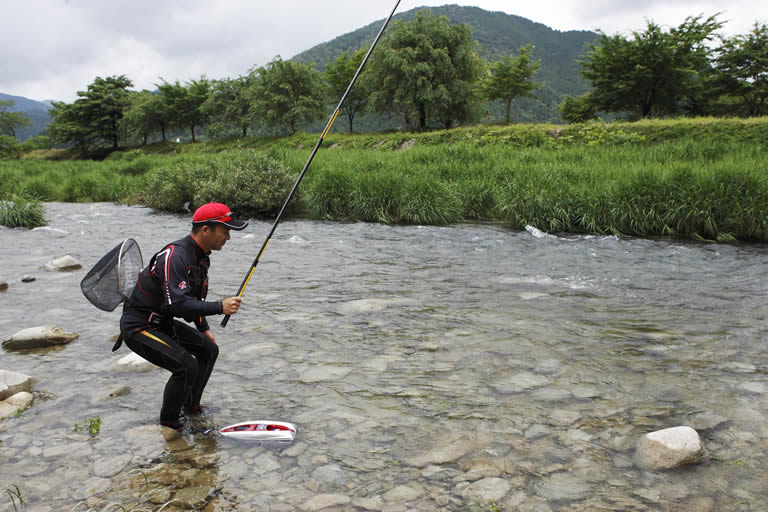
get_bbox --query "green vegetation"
[251,58,328,135]
[48,75,133,150]
[73,416,102,436]
[485,44,542,124]
[3,484,24,512]
[0,196,46,228]
[3,118,767,242]
[368,10,485,130]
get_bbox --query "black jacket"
[123,235,222,332]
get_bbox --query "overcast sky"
[1,0,763,102]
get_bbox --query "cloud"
[0,0,765,101]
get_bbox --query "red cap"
[192,202,248,230]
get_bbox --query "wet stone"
[535,472,591,501]
[461,477,511,503]
[0,370,33,401]
[74,477,111,501]
[2,326,78,349]
[44,254,82,271]
[404,432,492,467]
[353,495,384,511]
[301,493,351,511]
[173,486,214,509]
[491,372,551,393]
[312,463,345,484]
[93,454,132,478]
[0,391,34,419]
[383,484,424,503]
[148,487,172,505]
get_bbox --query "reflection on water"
[1,202,767,511]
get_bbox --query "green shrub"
[194,152,296,218]
[0,197,47,228]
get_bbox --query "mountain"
[293,4,599,124]
[0,92,52,141]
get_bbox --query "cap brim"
[218,219,248,231]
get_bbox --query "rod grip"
[220,314,231,328]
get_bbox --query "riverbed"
[1,202,767,511]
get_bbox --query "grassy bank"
[3,118,767,241]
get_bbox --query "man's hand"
[221,296,242,315]
[203,329,216,344]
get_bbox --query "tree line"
[2,10,766,154]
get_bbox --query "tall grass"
[3,118,767,241]
[0,196,47,228]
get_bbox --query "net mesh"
[81,239,143,312]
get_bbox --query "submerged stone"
[534,472,591,501]
[301,493,351,511]
[462,477,511,503]
[173,486,214,509]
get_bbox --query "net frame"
[81,238,143,312]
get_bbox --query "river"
[1,202,766,511]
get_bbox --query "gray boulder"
[44,255,82,272]
[635,426,706,470]
[2,326,79,349]
[0,370,33,400]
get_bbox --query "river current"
[1,202,766,511]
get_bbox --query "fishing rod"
[222,0,402,328]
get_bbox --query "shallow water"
[1,202,767,511]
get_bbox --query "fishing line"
[222,0,403,328]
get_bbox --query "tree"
[156,77,212,142]
[0,100,31,137]
[325,48,371,132]
[716,22,768,116]
[122,90,160,145]
[559,94,598,123]
[48,75,133,149]
[367,10,485,130]
[250,57,327,135]
[485,44,542,124]
[202,74,258,137]
[580,15,723,118]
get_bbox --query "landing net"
[80,238,143,311]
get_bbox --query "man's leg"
[173,321,219,411]
[122,326,199,428]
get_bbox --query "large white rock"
[0,391,34,420]
[635,426,706,470]
[2,326,79,349]
[0,370,33,400]
[44,255,82,272]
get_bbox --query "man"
[120,202,247,430]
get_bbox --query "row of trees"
[45,11,542,149]
[16,10,768,152]
[561,16,768,122]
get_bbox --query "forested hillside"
[0,93,51,141]
[293,4,599,123]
